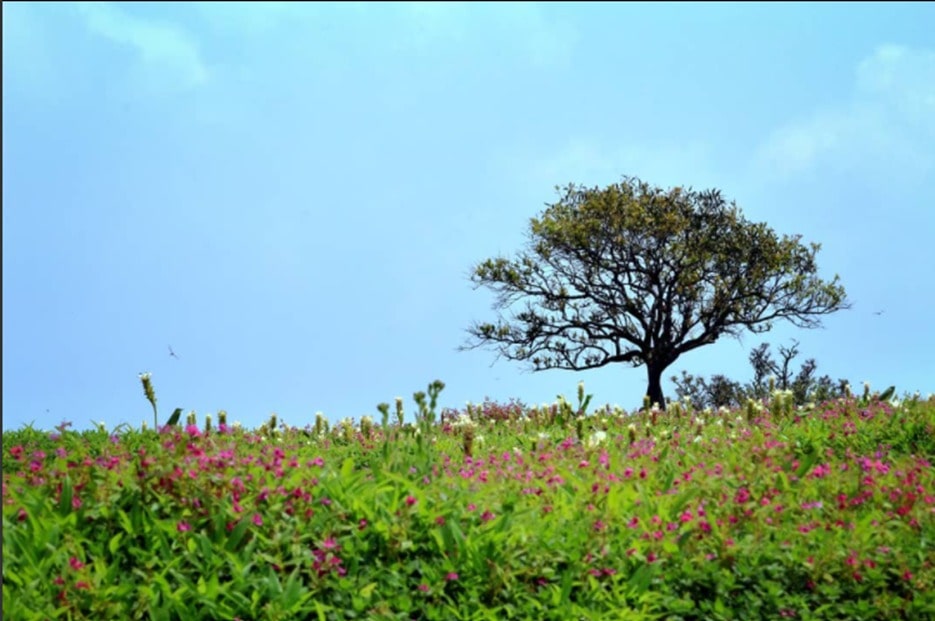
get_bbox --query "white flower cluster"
[450,412,476,429]
[586,430,607,448]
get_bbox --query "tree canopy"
[462,176,850,407]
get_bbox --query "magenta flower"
[252,513,263,526]
[69,557,85,570]
[177,521,192,532]
[418,583,430,593]
[405,495,418,506]
[446,572,459,581]
[480,510,495,522]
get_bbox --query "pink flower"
[405,495,417,506]
[69,557,85,570]
[177,521,192,532]
[252,513,263,526]
[480,510,496,523]
[810,463,831,479]
[418,583,430,593]
[446,572,459,581]
[435,516,446,526]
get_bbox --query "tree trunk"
[645,363,666,409]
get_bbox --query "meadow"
[3,381,934,620]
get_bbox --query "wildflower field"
[3,381,934,620]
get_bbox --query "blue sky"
[4,2,934,432]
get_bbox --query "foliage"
[672,340,852,410]
[4,382,934,620]
[463,176,850,407]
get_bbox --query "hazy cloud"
[400,3,576,68]
[756,45,935,179]
[77,2,207,93]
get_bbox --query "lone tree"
[462,176,850,407]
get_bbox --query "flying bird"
[873,310,884,316]
[168,345,180,359]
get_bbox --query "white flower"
[586,430,607,448]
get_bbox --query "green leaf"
[108,533,123,555]
[627,564,652,594]
[282,570,310,611]
[341,457,355,479]
[166,408,183,427]
[794,451,819,479]
[225,518,251,553]
[57,476,73,516]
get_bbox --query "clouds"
[76,2,207,94]
[395,2,577,68]
[756,45,935,180]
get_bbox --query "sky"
[3,2,934,432]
